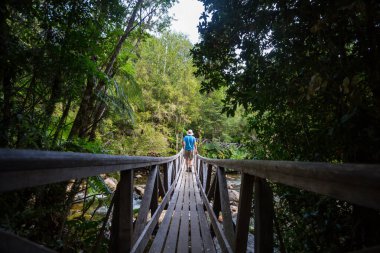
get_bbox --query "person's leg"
[189,150,194,167]
[184,150,191,171]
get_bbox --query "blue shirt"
[183,135,196,151]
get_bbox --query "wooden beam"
[157,168,166,198]
[147,167,185,253]
[0,230,56,253]
[190,169,216,253]
[213,173,221,218]
[205,164,212,194]
[254,177,274,253]
[172,160,177,183]
[133,166,158,243]
[130,165,183,253]
[197,157,201,175]
[168,161,173,188]
[150,168,159,214]
[202,162,207,188]
[195,170,234,253]
[199,161,204,186]
[163,163,169,192]
[109,170,134,253]
[197,156,380,210]
[217,167,236,250]
[207,173,217,201]
[235,173,255,253]
[0,149,181,192]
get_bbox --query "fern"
[87,176,112,195]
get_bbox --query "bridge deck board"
[149,167,216,253]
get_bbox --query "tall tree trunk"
[88,102,107,141]
[68,75,96,139]
[103,0,143,76]
[44,72,62,129]
[53,97,72,145]
[69,0,142,141]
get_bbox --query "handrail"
[197,155,380,210]
[0,148,182,192]
[1,148,379,253]
[0,148,184,253]
[194,154,380,253]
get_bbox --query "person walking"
[183,129,197,172]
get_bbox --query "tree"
[192,0,380,251]
[68,0,175,141]
[0,1,174,250]
[193,0,380,163]
[118,32,203,155]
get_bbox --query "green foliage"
[63,177,113,252]
[123,123,173,156]
[0,1,177,251]
[200,141,249,160]
[64,217,106,252]
[193,0,380,163]
[192,0,380,251]
[88,176,113,195]
[99,32,206,156]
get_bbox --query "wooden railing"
[1,148,380,252]
[0,148,183,253]
[194,155,380,253]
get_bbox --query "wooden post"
[199,161,204,185]
[213,174,221,218]
[207,172,217,200]
[167,162,173,189]
[172,160,176,182]
[157,168,165,198]
[197,159,202,175]
[133,166,158,243]
[235,173,255,253]
[163,163,169,192]
[205,164,212,193]
[217,167,235,250]
[202,162,208,188]
[254,177,274,253]
[178,156,181,173]
[110,169,134,253]
[150,169,159,214]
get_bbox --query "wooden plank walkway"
[149,167,216,253]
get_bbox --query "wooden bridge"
[0,149,380,253]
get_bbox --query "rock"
[73,192,85,202]
[135,186,145,197]
[247,233,255,252]
[95,206,108,215]
[104,177,117,191]
[228,189,240,204]
[227,183,234,189]
[135,174,143,179]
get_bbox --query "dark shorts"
[184,150,194,160]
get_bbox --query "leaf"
[88,176,112,195]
